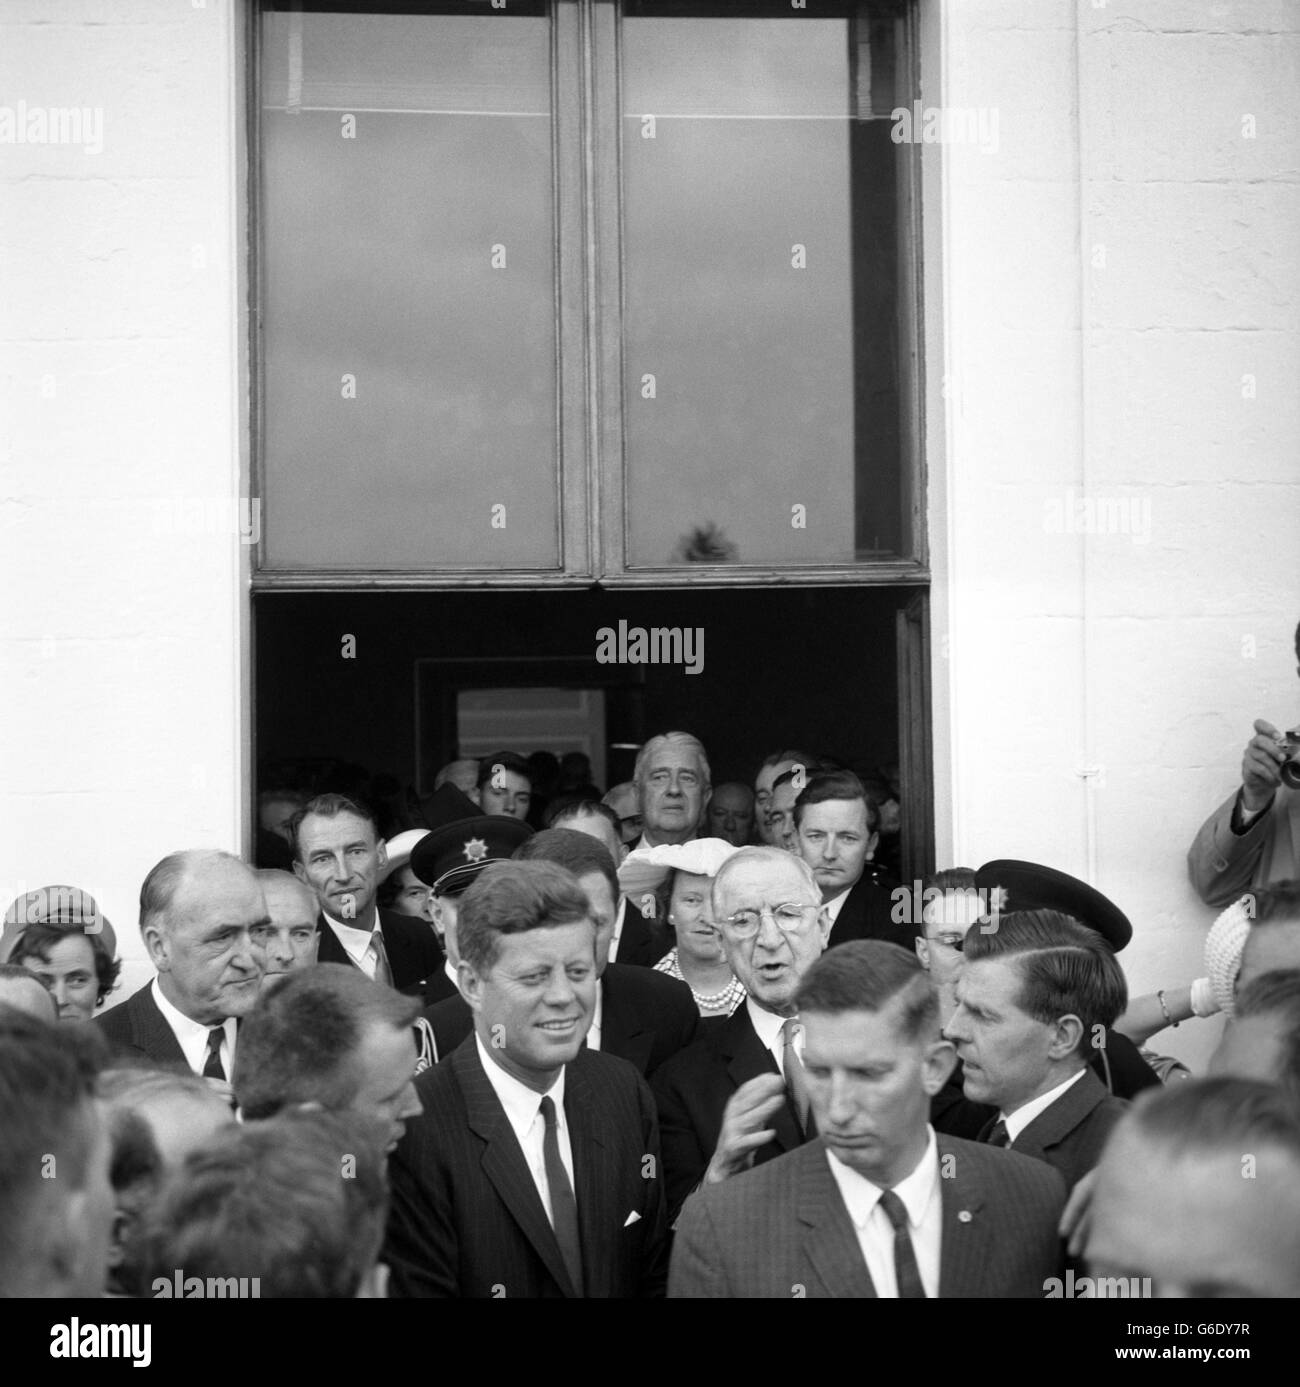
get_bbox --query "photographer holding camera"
[1188,622,1300,908]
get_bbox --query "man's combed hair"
[139,849,243,937]
[0,1012,105,1294]
[964,909,1127,1054]
[1128,1075,1300,1167]
[710,845,821,918]
[287,793,379,860]
[232,964,419,1121]
[139,1109,388,1298]
[633,731,711,789]
[795,940,938,1042]
[457,860,593,977]
[1246,880,1300,927]
[793,769,880,833]
[1235,969,1300,1100]
[514,827,618,903]
[544,796,620,834]
[476,751,533,791]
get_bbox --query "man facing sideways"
[292,794,443,992]
[384,860,669,1297]
[754,749,816,847]
[252,869,321,991]
[707,782,757,847]
[1188,622,1300,907]
[669,943,1066,1297]
[634,731,710,849]
[795,770,910,951]
[96,850,268,1076]
[0,1013,115,1297]
[944,910,1129,1192]
[651,846,831,1220]
[1088,1078,1300,1297]
[424,829,697,1076]
[233,964,423,1154]
[140,1109,391,1298]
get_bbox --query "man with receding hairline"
[633,731,710,849]
[253,868,321,990]
[669,942,1066,1297]
[96,849,268,1075]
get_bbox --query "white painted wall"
[931,0,1300,1070]
[0,0,247,999]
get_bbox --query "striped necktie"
[539,1096,583,1295]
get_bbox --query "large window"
[253,0,921,583]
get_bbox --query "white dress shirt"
[826,1126,943,1298]
[746,996,802,1078]
[323,911,382,980]
[1002,1066,1088,1142]
[475,1035,575,1225]
[822,888,852,931]
[151,977,238,1076]
[587,984,604,1052]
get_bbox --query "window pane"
[259,3,557,570]
[621,1,912,567]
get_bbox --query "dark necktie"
[985,1118,1011,1148]
[202,1026,226,1081]
[539,1095,583,1295]
[879,1189,926,1299]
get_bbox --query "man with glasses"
[651,846,831,1219]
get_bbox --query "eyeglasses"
[721,902,818,939]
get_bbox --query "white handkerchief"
[624,1210,642,1227]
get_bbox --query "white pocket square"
[624,1210,642,1227]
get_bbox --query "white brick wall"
[0,0,246,996]
[932,0,1300,1069]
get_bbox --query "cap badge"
[462,837,488,863]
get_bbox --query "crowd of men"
[3,698,1300,1299]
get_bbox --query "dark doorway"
[254,585,929,875]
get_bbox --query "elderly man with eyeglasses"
[651,846,833,1220]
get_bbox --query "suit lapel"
[314,915,353,969]
[598,973,653,1075]
[454,1041,578,1298]
[937,1136,991,1296]
[134,985,188,1067]
[566,1058,613,1296]
[1012,1070,1104,1161]
[796,1141,876,1297]
[722,1009,803,1153]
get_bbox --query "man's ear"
[292,858,308,885]
[142,923,169,972]
[458,959,484,1011]
[1049,1014,1085,1062]
[815,905,832,949]
[914,936,930,969]
[865,830,880,862]
[356,1261,390,1299]
[921,1037,958,1095]
[375,840,388,873]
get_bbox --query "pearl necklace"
[661,950,745,1012]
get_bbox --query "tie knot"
[987,1119,1010,1148]
[781,1017,802,1045]
[879,1188,909,1233]
[540,1094,558,1129]
[206,1027,224,1051]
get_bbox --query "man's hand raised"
[703,1073,787,1186]
[1242,719,1285,813]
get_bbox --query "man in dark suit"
[97,850,269,1076]
[384,859,669,1297]
[652,846,832,1220]
[425,828,697,1074]
[794,770,912,951]
[944,909,1129,1192]
[670,941,1066,1297]
[291,794,443,993]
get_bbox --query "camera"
[1280,728,1300,790]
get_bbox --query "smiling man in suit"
[292,794,443,993]
[944,909,1129,1192]
[423,829,697,1075]
[651,846,832,1220]
[384,859,669,1297]
[96,850,268,1077]
[670,941,1066,1297]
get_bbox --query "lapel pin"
[957,1210,972,1223]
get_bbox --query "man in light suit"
[292,794,444,993]
[944,910,1129,1192]
[794,770,913,952]
[670,941,1065,1297]
[1188,623,1300,907]
[96,850,268,1077]
[384,859,669,1297]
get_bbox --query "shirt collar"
[746,995,793,1053]
[324,912,378,966]
[826,1126,940,1230]
[1002,1067,1088,1141]
[474,1032,566,1137]
[822,889,851,924]
[151,977,235,1063]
